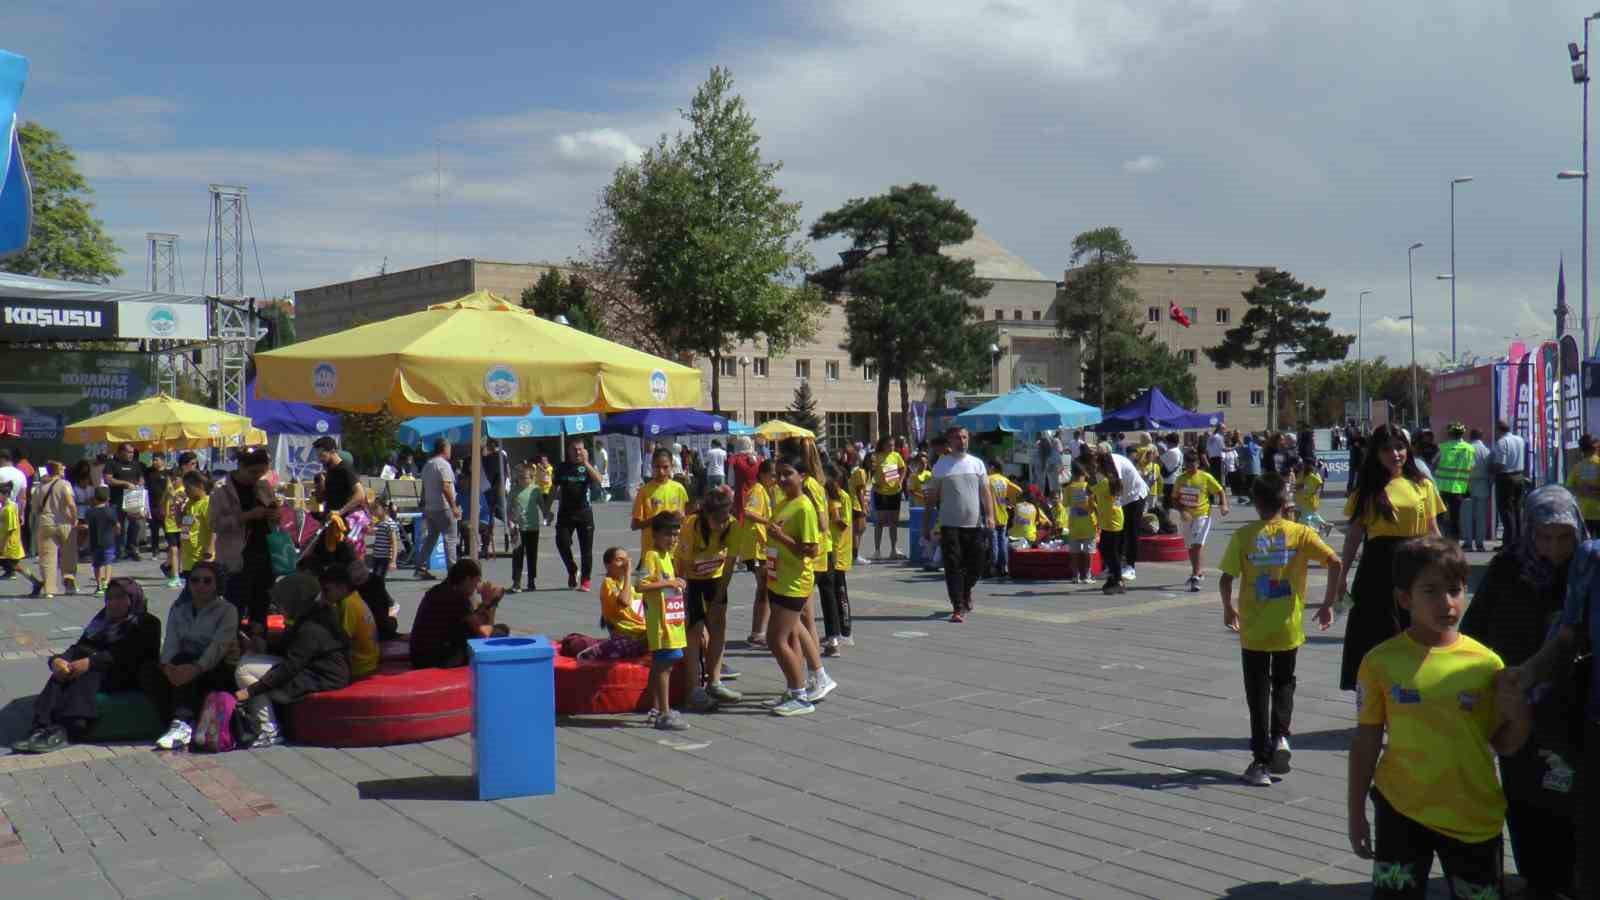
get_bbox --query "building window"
[825,360,840,381]
[863,363,877,381]
[1147,306,1161,323]
[752,357,768,377]
[794,359,810,380]
[1013,309,1022,320]
[994,309,1004,320]
[754,410,784,424]
[1183,306,1198,323]
[718,358,738,377]
[1250,390,1264,406]
[1032,310,1041,321]
[1216,390,1231,407]
[825,413,856,446]
[1215,308,1230,325]
[1179,349,1197,365]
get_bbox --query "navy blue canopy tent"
[600,408,732,438]
[1096,388,1222,432]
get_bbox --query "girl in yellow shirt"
[871,438,906,560]
[1062,464,1098,584]
[1336,425,1444,692]
[0,481,22,578]
[674,490,740,709]
[1091,456,1126,595]
[742,460,776,647]
[821,467,854,655]
[599,547,646,640]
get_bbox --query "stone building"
[293,259,580,340]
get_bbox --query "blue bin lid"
[469,634,554,662]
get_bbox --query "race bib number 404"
[663,589,686,625]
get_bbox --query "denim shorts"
[652,648,684,663]
[93,548,117,567]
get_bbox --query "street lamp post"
[1448,177,1473,364]
[1568,16,1600,355]
[1406,241,1424,427]
[738,355,750,423]
[1358,289,1373,427]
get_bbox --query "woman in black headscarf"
[1461,484,1583,899]
[12,578,161,753]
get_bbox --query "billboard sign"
[115,301,208,341]
[0,298,118,340]
[0,350,148,461]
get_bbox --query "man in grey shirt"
[922,426,994,622]
[1491,419,1527,547]
[414,439,461,580]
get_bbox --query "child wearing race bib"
[1348,536,1530,898]
[1218,473,1342,787]
[638,512,689,731]
[675,490,741,711]
[163,472,185,588]
[1174,448,1229,592]
[821,466,854,656]
[871,438,906,560]
[741,460,775,647]
[179,471,214,580]
[1062,462,1098,585]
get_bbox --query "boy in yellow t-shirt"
[1009,487,1041,547]
[631,449,688,564]
[162,472,184,587]
[1063,464,1099,584]
[319,566,379,678]
[599,547,646,639]
[638,511,689,731]
[1348,536,1529,896]
[871,440,906,560]
[1219,473,1342,786]
[0,481,22,580]
[986,460,1022,578]
[1174,449,1228,592]
[179,470,215,578]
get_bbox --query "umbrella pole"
[468,406,483,563]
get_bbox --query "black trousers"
[1371,787,1501,898]
[1240,648,1296,764]
[1121,496,1146,565]
[1495,474,1526,545]
[139,653,236,722]
[1099,529,1122,585]
[227,552,274,628]
[555,514,594,582]
[818,566,851,638]
[939,527,987,612]
[32,668,106,732]
[512,529,540,585]
[1207,457,1224,486]
[360,559,400,640]
[1500,743,1577,899]
[1442,492,1464,539]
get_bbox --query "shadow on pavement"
[1127,727,1355,754]
[1221,882,1368,898]
[357,774,476,801]
[1017,768,1239,790]
[0,695,35,746]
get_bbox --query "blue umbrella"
[398,409,600,446]
[726,420,756,436]
[1096,388,1222,432]
[234,379,340,437]
[600,408,731,438]
[954,384,1101,433]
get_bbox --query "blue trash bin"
[470,635,556,800]
[908,506,925,565]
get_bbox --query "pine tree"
[786,380,822,435]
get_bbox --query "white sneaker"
[1187,575,1200,592]
[1241,761,1272,787]
[250,730,283,749]
[771,695,816,717]
[837,636,855,647]
[155,719,193,751]
[1121,566,1136,582]
[854,556,870,566]
[805,672,838,703]
[1270,736,1292,774]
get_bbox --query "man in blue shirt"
[1492,419,1528,548]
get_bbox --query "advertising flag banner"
[1541,341,1560,483]
[1513,354,1534,480]
[1562,335,1582,453]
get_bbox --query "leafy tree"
[520,268,605,336]
[1205,268,1354,430]
[594,67,823,410]
[810,183,992,439]
[1054,227,1139,410]
[2,122,121,283]
[786,379,822,435]
[1099,325,1198,410]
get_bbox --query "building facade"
[293,259,578,340]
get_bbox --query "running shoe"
[1269,736,1292,775]
[720,663,739,681]
[1187,575,1200,592]
[166,577,182,589]
[250,730,284,749]
[822,637,839,658]
[1121,566,1136,581]
[805,672,837,703]
[568,573,579,590]
[1241,761,1272,787]
[837,636,854,647]
[686,687,717,712]
[580,579,592,592]
[771,696,815,717]
[414,569,437,581]
[155,719,193,751]
[655,711,691,731]
[950,611,966,623]
[706,682,742,703]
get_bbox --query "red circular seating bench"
[280,660,472,747]
[554,652,688,715]
[1138,532,1190,562]
[1008,547,1103,580]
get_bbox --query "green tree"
[810,183,992,439]
[520,268,605,336]
[1100,325,1198,410]
[786,379,822,435]
[594,67,822,410]
[2,122,121,283]
[1054,227,1139,410]
[1205,268,1354,430]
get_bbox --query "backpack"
[559,632,603,657]
[580,636,648,660]
[193,691,239,752]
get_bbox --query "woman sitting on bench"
[12,578,162,754]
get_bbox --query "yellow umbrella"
[64,395,259,450]
[255,291,703,558]
[755,419,815,441]
[254,292,702,416]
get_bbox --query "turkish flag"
[1168,301,1192,328]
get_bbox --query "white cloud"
[553,129,645,170]
[1368,316,1418,337]
[1121,154,1163,175]
[60,95,180,144]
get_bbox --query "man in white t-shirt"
[924,426,995,623]
[1158,433,1183,505]
[704,440,728,490]
[1106,446,1150,582]
[1205,426,1226,486]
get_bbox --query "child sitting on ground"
[1347,536,1530,897]
[599,547,647,641]
[1218,473,1342,787]
[1009,486,1043,548]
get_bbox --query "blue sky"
[8,1,1600,365]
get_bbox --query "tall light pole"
[1406,241,1424,427]
[1358,289,1373,427]
[1448,177,1473,363]
[1569,17,1600,355]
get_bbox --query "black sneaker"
[11,728,47,753]
[414,569,437,581]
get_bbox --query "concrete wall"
[292,259,576,339]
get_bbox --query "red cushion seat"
[554,652,687,715]
[1008,547,1103,579]
[280,661,472,747]
[1138,532,1190,562]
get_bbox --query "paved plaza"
[0,499,1482,898]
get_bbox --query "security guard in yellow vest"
[1433,421,1474,538]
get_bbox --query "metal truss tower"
[207,185,257,417]
[146,232,181,396]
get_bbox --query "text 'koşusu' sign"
[0,299,118,340]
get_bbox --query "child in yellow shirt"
[1091,457,1126,595]
[162,473,185,588]
[676,491,740,710]
[179,470,215,578]
[822,467,855,655]
[639,512,688,731]
[741,461,775,646]
[0,481,23,580]
[599,547,646,640]
[1063,464,1099,584]
[631,448,688,565]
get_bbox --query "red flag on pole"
[1168,301,1192,328]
